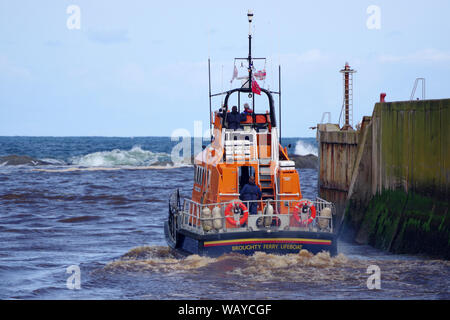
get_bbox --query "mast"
[247,10,253,93]
[279,65,281,143]
[247,10,256,125]
[211,11,279,130]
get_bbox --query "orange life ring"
[293,200,316,225]
[225,201,249,226]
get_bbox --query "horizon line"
[0,135,316,139]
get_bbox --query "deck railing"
[177,198,334,235]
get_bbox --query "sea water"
[0,137,448,299]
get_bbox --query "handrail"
[177,197,334,235]
[410,78,425,100]
[223,129,258,163]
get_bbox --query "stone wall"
[317,124,359,223]
[318,99,450,258]
[371,99,449,199]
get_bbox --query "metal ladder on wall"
[410,78,425,100]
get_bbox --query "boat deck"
[166,195,337,256]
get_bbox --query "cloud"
[378,49,450,63]
[87,29,130,44]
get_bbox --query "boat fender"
[225,201,249,227]
[212,206,223,230]
[202,207,213,231]
[263,201,273,227]
[293,199,316,226]
[318,207,332,230]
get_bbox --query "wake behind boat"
[165,11,337,257]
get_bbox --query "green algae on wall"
[359,190,449,259]
[339,99,450,258]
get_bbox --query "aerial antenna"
[278,65,281,143]
[221,64,224,105]
[247,9,254,99]
[207,27,211,59]
[208,58,212,142]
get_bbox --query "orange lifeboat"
[165,10,337,258]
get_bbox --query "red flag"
[251,78,261,95]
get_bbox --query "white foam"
[294,140,318,156]
[32,165,187,173]
[69,146,172,167]
[39,158,67,165]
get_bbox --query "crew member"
[227,106,246,130]
[243,103,253,115]
[239,176,262,215]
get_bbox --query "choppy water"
[0,137,448,300]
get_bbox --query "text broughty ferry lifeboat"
[165,11,337,257]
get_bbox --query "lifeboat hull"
[165,222,337,257]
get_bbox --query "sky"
[0,0,449,137]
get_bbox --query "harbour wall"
[318,99,450,258]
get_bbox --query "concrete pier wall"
[371,99,449,199]
[317,124,359,223]
[318,99,450,258]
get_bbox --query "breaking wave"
[0,146,192,169]
[69,146,172,167]
[32,166,180,172]
[38,158,67,166]
[294,140,318,156]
